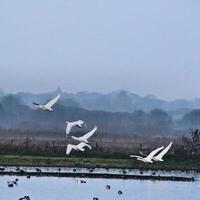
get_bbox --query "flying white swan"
[153,141,173,161]
[66,142,92,155]
[139,142,173,162]
[65,120,87,135]
[33,94,61,111]
[130,146,164,163]
[71,126,97,143]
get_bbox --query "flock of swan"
[66,125,98,155]
[130,142,173,163]
[33,94,173,162]
[33,94,98,155]
[4,93,174,200]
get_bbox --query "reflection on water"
[0,175,199,200]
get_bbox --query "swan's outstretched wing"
[33,102,40,106]
[66,120,86,135]
[45,94,61,109]
[66,144,74,155]
[154,142,173,160]
[76,120,85,127]
[146,146,164,160]
[81,126,97,140]
[77,142,92,150]
[66,122,73,135]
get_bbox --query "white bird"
[71,126,97,143]
[66,142,92,155]
[139,142,173,162]
[65,120,87,136]
[153,142,173,161]
[130,146,164,163]
[33,94,61,112]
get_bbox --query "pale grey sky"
[0,0,200,100]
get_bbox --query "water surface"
[0,175,199,200]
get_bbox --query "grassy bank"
[0,154,200,171]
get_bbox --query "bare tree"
[181,129,200,155]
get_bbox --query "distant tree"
[0,104,5,123]
[182,109,200,126]
[111,90,133,112]
[149,109,169,121]
[1,94,22,108]
[180,129,200,155]
[147,109,173,135]
[60,98,80,108]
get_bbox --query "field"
[0,129,199,171]
[0,154,200,171]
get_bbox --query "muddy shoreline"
[0,166,196,182]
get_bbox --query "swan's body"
[65,120,87,135]
[71,126,97,143]
[153,142,173,161]
[33,94,60,112]
[130,146,164,163]
[66,142,91,155]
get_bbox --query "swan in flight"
[130,146,164,163]
[66,142,92,155]
[33,94,61,112]
[139,142,173,162]
[65,120,87,135]
[71,126,97,143]
[153,141,173,161]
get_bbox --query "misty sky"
[0,0,200,100]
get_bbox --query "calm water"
[0,175,199,200]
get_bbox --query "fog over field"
[0,1,200,157]
[0,88,200,137]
